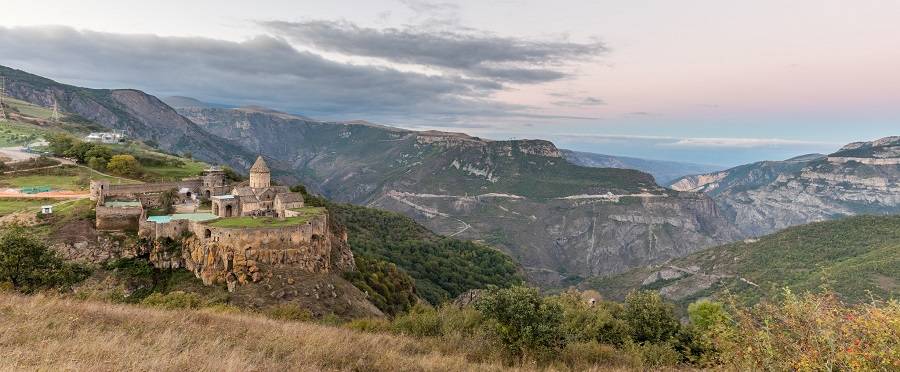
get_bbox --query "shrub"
[106,154,142,177]
[140,291,204,310]
[623,290,681,344]
[710,290,900,371]
[559,341,638,369]
[624,340,683,368]
[550,290,631,346]
[391,303,443,337]
[265,304,313,321]
[346,317,391,333]
[343,256,417,316]
[0,227,87,293]
[474,286,564,358]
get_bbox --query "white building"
[84,131,126,144]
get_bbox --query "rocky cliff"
[670,137,900,237]
[175,104,741,286]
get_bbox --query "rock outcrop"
[140,212,356,292]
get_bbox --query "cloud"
[0,25,555,121]
[550,133,840,149]
[259,20,606,84]
[398,0,462,27]
[552,96,605,107]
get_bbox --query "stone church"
[211,156,304,217]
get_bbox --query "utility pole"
[51,98,61,122]
[0,76,7,120]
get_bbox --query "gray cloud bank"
[0,24,598,122]
[260,20,606,84]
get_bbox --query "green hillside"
[588,215,900,306]
[323,201,523,305]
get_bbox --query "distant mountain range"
[670,138,900,236]
[561,150,722,184]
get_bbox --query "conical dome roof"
[249,155,270,173]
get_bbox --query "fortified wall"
[138,213,355,292]
[96,203,144,231]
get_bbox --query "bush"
[474,286,564,358]
[346,317,391,333]
[550,290,631,346]
[343,256,417,316]
[559,341,638,369]
[106,154,142,177]
[0,227,87,293]
[140,291,204,310]
[390,303,443,337]
[710,290,900,371]
[623,290,681,344]
[624,340,683,368]
[265,304,313,321]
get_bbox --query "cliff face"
[177,105,741,286]
[141,214,355,292]
[670,138,900,237]
[372,191,740,286]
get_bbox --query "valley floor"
[0,292,582,372]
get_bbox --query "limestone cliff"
[371,191,740,286]
[670,137,900,237]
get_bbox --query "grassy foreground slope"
[589,215,900,306]
[0,293,517,372]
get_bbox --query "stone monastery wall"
[139,213,354,291]
[96,205,143,231]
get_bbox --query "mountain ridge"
[670,137,900,236]
[0,65,257,171]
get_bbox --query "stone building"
[211,156,304,218]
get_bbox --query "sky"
[0,0,898,166]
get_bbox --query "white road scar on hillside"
[558,192,667,201]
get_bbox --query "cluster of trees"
[342,256,417,316]
[324,201,522,305]
[46,133,143,176]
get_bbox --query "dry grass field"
[0,292,592,372]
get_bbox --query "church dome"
[250,156,270,173]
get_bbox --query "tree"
[46,132,76,156]
[222,166,245,182]
[0,227,86,292]
[84,145,112,164]
[475,286,564,357]
[158,188,178,214]
[64,141,96,163]
[106,154,142,177]
[623,291,681,344]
